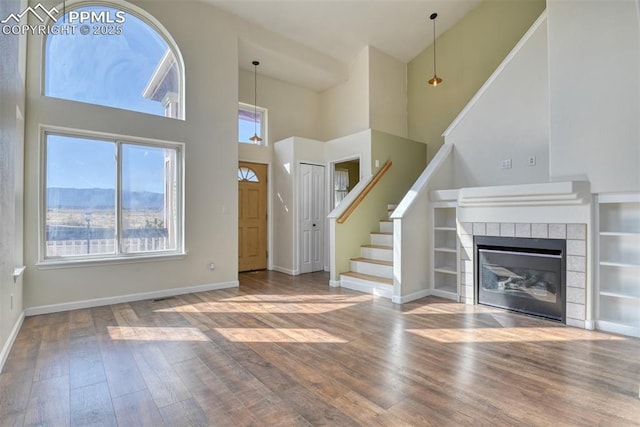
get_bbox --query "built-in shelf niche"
[596,193,640,337]
[432,205,458,299]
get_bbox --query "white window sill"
[36,251,187,270]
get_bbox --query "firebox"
[475,236,566,322]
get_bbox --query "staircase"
[339,204,397,299]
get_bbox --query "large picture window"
[44,132,183,261]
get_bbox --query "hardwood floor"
[1,270,639,426]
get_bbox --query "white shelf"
[600,231,640,237]
[434,266,457,275]
[434,247,457,254]
[599,291,640,300]
[600,261,640,268]
[596,194,640,338]
[434,226,456,232]
[432,205,458,301]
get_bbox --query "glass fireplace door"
[476,237,565,322]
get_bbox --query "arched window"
[238,167,259,182]
[44,2,184,119]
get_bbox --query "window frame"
[39,126,185,266]
[42,1,186,120]
[238,102,268,146]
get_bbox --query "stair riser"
[379,221,393,233]
[361,247,393,262]
[370,234,393,246]
[340,276,393,299]
[350,260,393,279]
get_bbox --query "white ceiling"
[206,0,482,91]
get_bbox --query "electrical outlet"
[501,159,512,169]
[208,262,215,270]
[528,156,536,166]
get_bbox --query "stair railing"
[337,160,392,224]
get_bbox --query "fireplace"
[475,236,566,322]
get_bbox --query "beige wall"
[272,138,296,273]
[0,0,27,368]
[548,0,640,193]
[371,130,427,202]
[23,0,243,309]
[407,0,546,161]
[238,68,322,147]
[319,47,370,141]
[369,47,408,139]
[320,45,409,142]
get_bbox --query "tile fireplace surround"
[458,221,587,328]
[449,181,593,329]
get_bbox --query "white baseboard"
[24,280,239,316]
[271,266,299,276]
[340,278,393,299]
[392,289,431,304]
[329,280,341,288]
[584,320,595,331]
[0,311,25,374]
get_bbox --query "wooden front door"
[238,162,268,272]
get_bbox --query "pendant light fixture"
[249,60,263,144]
[428,12,443,86]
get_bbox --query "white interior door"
[299,163,325,273]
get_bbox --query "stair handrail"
[337,160,392,224]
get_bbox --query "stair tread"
[341,272,393,286]
[351,257,392,266]
[361,244,393,250]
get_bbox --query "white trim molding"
[457,181,591,207]
[392,289,430,304]
[24,281,239,316]
[271,266,299,276]
[0,312,25,374]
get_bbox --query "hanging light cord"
[250,60,262,143]
[432,14,437,77]
[254,61,258,138]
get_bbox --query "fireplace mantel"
[457,181,591,207]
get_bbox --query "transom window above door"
[238,103,267,145]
